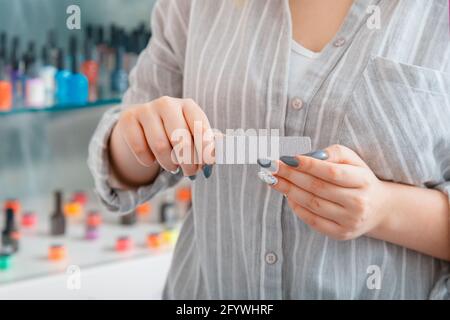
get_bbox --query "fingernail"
[202,165,213,179]
[257,159,272,168]
[257,159,279,174]
[304,150,329,160]
[188,175,197,181]
[170,167,181,175]
[280,156,299,168]
[258,171,278,186]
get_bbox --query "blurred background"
[0,0,190,299]
[0,0,156,197]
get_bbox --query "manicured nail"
[170,167,181,175]
[304,150,329,160]
[280,156,299,168]
[202,165,213,179]
[257,159,272,168]
[188,175,197,181]
[257,159,279,174]
[258,171,278,186]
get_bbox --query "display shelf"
[0,190,181,286]
[0,98,122,117]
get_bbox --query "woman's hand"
[258,145,391,241]
[109,96,215,187]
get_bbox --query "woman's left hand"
[258,144,391,241]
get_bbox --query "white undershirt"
[288,40,321,96]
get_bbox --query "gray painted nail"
[257,159,272,168]
[258,159,279,174]
[202,165,213,179]
[305,150,329,160]
[280,156,299,167]
[170,167,181,175]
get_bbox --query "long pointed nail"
[258,171,278,186]
[257,159,279,174]
[170,167,181,175]
[304,150,329,160]
[202,165,213,179]
[257,159,271,168]
[280,156,299,168]
[188,175,197,181]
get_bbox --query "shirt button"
[333,37,346,47]
[291,97,304,110]
[265,252,278,265]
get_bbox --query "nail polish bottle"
[55,48,71,105]
[10,37,24,107]
[109,24,118,49]
[24,42,36,67]
[95,26,107,57]
[115,236,133,252]
[85,24,95,42]
[0,32,7,62]
[125,32,139,73]
[67,37,88,105]
[21,212,38,228]
[47,30,59,67]
[50,191,66,236]
[111,46,128,95]
[24,56,46,108]
[39,45,56,105]
[2,208,19,254]
[175,187,192,217]
[0,58,12,112]
[0,252,12,271]
[97,53,110,99]
[48,244,66,261]
[120,211,137,226]
[81,39,99,100]
[160,193,178,227]
[107,25,118,73]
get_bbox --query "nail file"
[214,135,311,165]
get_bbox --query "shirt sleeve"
[87,0,191,213]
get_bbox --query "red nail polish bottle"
[81,39,99,100]
[0,58,12,111]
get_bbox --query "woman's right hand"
[109,96,215,187]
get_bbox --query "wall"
[0,0,156,50]
[0,0,156,198]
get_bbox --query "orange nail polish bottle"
[0,58,12,112]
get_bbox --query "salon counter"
[0,252,172,300]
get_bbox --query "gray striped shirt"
[88,0,450,299]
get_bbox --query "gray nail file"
[214,135,311,165]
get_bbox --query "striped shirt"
[88,0,450,299]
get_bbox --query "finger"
[287,198,343,238]
[119,112,155,167]
[274,162,354,206]
[182,99,215,165]
[154,100,200,177]
[272,176,347,224]
[137,105,179,173]
[282,156,369,188]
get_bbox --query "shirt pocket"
[337,56,450,186]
